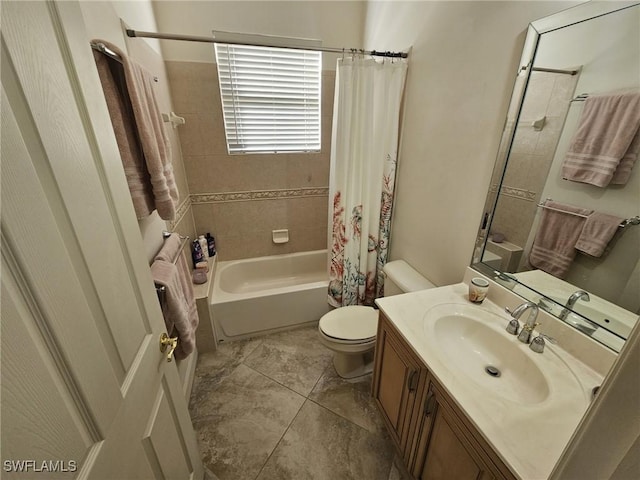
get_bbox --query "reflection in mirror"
[473,3,640,352]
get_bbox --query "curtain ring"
[341,48,345,61]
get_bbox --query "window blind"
[214,43,322,154]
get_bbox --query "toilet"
[318,260,435,378]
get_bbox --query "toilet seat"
[318,306,378,344]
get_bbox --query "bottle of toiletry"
[198,235,209,260]
[206,232,216,257]
[192,240,204,268]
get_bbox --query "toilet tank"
[383,260,436,296]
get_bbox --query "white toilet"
[318,260,435,378]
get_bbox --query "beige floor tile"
[309,365,386,434]
[255,400,394,480]
[193,364,305,480]
[243,326,333,396]
[189,337,263,418]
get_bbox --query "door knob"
[159,333,178,362]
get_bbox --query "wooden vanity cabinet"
[373,312,516,480]
[372,312,428,462]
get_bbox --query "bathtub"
[210,250,331,342]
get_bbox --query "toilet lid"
[319,306,378,341]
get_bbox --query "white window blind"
[214,43,322,154]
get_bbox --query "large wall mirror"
[472,1,640,353]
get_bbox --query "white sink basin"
[422,303,582,405]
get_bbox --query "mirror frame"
[471,0,640,351]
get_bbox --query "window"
[214,43,321,154]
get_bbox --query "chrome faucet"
[505,302,539,344]
[559,290,590,320]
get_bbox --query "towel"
[93,39,178,220]
[529,200,593,278]
[152,234,198,360]
[575,212,623,257]
[561,92,640,187]
[93,50,155,218]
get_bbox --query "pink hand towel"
[561,92,640,187]
[152,233,198,360]
[529,201,593,278]
[575,212,623,257]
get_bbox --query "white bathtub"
[210,250,331,342]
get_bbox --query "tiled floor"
[189,325,413,480]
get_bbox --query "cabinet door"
[419,410,495,480]
[416,383,497,480]
[408,381,439,476]
[372,313,426,454]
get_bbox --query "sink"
[423,303,551,405]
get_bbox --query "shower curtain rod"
[519,65,579,76]
[125,29,409,58]
[532,66,578,75]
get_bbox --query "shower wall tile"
[177,113,227,157]
[493,71,578,251]
[288,226,329,253]
[519,72,555,119]
[287,196,329,228]
[166,60,333,259]
[285,154,331,190]
[185,154,290,193]
[490,196,537,248]
[322,71,336,119]
[165,61,221,114]
[192,196,328,261]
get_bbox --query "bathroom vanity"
[372,271,609,480]
[373,312,514,479]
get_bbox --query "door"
[1,1,203,479]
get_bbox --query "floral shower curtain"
[328,56,408,307]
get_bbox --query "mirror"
[472,2,640,352]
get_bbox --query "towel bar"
[155,232,191,304]
[536,199,639,228]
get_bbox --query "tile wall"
[489,71,578,251]
[166,60,335,260]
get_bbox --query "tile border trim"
[489,184,536,202]
[191,187,329,204]
[167,196,191,231]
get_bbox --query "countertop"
[375,282,604,480]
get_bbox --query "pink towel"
[561,92,640,187]
[93,40,179,220]
[93,50,155,218]
[529,201,593,278]
[152,234,198,360]
[575,212,623,257]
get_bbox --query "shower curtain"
[328,56,408,307]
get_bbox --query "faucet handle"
[529,333,557,353]
[538,333,557,344]
[506,318,520,335]
[529,335,546,353]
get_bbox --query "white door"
[1,1,204,479]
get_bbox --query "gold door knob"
[159,333,178,362]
